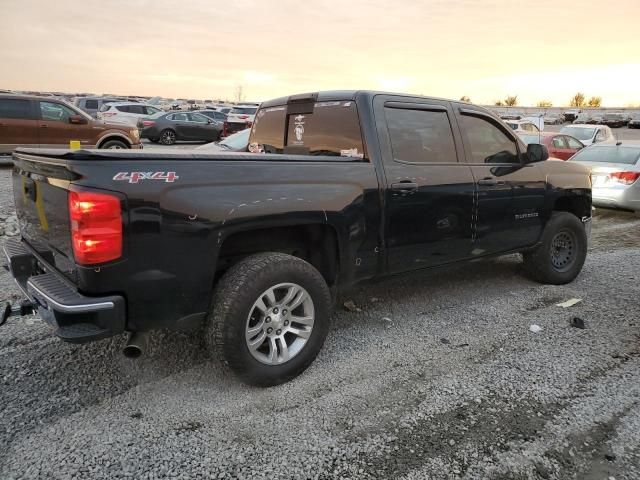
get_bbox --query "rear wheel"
[100,139,128,149]
[205,252,331,387]
[522,212,587,284]
[160,129,176,145]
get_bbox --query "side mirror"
[69,115,87,125]
[526,143,549,163]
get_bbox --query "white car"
[504,116,544,133]
[226,105,259,134]
[97,102,163,126]
[560,124,614,146]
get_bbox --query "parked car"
[586,115,603,125]
[196,109,228,124]
[573,113,592,124]
[563,109,581,122]
[504,120,540,133]
[138,111,223,145]
[194,128,250,152]
[518,132,585,160]
[73,96,127,118]
[601,113,626,128]
[499,111,522,120]
[4,90,592,387]
[628,114,640,129]
[225,105,258,134]
[97,102,163,126]
[570,142,640,211]
[0,94,141,154]
[543,114,564,125]
[560,124,614,146]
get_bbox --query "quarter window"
[460,114,519,164]
[39,101,76,122]
[385,107,457,163]
[0,99,34,119]
[566,136,583,149]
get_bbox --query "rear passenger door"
[0,98,39,153]
[455,107,546,254]
[375,96,476,273]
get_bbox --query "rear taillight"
[142,120,155,127]
[610,171,640,185]
[102,112,117,117]
[238,115,249,120]
[69,190,122,265]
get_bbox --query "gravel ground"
[0,167,639,480]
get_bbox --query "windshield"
[231,107,257,115]
[560,126,595,141]
[220,128,250,150]
[570,146,640,165]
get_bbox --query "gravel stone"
[0,167,638,479]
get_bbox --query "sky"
[1,0,639,106]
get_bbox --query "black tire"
[159,129,176,145]
[205,252,331,387]
[100,139,129,149]
[522,212,587,284]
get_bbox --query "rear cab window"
[249,101,366,159]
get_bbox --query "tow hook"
[1,300,36,327]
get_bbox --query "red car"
[518,132,585,160]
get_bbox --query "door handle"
[391,181,418,192]
[40,124,48,128]
[478,177,505,186]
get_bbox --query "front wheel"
[522,212,587,284]
[206,253,331,387]
[100,139,129,149]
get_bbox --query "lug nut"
[267,327,273,334]
[284,320,289,326]
[273,307,279,314]
[283,309,287,315]
[265,317,271,323]
[276,329,282,335]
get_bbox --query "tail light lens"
[238,115,249,120]
[142,120,155,127]
[610,171,640,185]
[69,190,122,265]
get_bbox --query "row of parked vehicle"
[497,110,640,128]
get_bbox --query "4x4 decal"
[113,172,179,184]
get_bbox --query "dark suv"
[0,94,142,154]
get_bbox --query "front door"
[549,135,573,160]
[37,101,94,147]
[0,98,39,153]
[375,96,475,274]
[455,108,546,254]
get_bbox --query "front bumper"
[3,238,125,343]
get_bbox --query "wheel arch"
[97,133,132,148]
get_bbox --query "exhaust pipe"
[123,331,149,359]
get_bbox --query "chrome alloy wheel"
[245,283,315,365]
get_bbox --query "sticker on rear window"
[113,172,179,184]
[292,115,306,145]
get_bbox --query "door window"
[594,129,606,142]
[84,99,99,109]
[116,105,131,113]
[128,105,146,115]
[552,136,568,149]
[460,114,519,164]
[384,107,457,163]
[188,113,209,123]
[171,113,188,121]
[0,99,34,119]
[565,136,583,149]
[39,102,76,122]
[145,106,161,115]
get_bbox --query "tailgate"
[12,152,77,279]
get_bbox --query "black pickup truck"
[4,91,592,386]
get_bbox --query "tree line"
[459,93,603,108]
